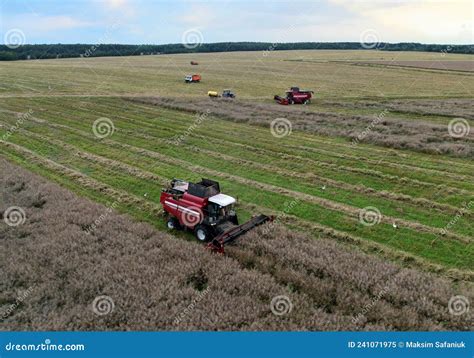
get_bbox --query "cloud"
[37,16,94,32]
[99,0,136,17]
[103,0,128,9]
[2,14,94,34]
[2,0,470,44]
[179,4,216,27]
[328,0,473,43]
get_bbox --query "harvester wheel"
[167,217,181,230]
[194,224,211,242]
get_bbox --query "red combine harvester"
[274,87,314,105]
[160,178,271,253]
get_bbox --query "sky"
[0,0,472,45]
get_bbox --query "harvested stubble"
[128,97,473,157]
[355,61,474,73]
[10,126,471,245]
[1,159,472,331]
[323,98,474,120]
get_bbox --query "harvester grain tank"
[160,178,271,253]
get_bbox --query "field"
[1,50,474,99]
[354,60,474,72]
[1,159,472,330]
[1,49,473,330]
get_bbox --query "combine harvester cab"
[160,178,271,252]
[275,86,314,105]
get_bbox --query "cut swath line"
[5,103,472,199]
[2,115,471,244]
[0,141,164,219]
[2,138,472,281]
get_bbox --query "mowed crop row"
[4,96,474,211]
[0,96,470,228]
[0,96,472,279]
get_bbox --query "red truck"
[274,87,314,105]
[185,74,201,83]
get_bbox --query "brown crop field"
[1,49,473,331]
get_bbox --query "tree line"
[0,42,472,61]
